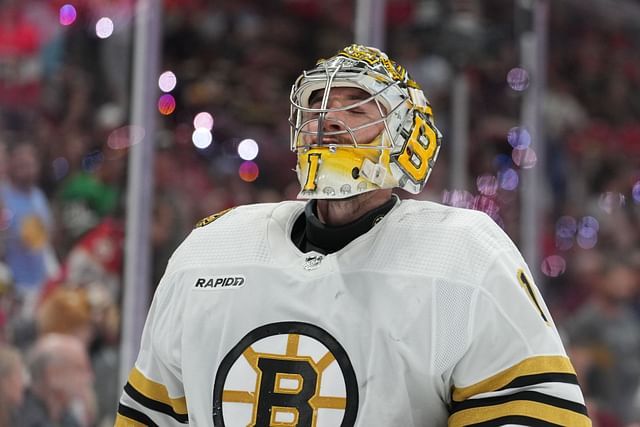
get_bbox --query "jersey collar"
[292,194,399,254]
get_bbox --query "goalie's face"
[294,86,396,199]
[302,87,386,147]
[290,44,442,199]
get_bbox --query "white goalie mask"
[289,44,442,199]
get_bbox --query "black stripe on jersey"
[118,403,160,427]
[125,382,189,423]
[498,372,580,390]
[450,390,588,416]
[465,415,564,427]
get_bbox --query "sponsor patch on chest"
[193,276,245,290]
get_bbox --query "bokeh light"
[107,125,146,150]
[239,161,259,182]
[498,168,519,191]
[507,127,531,149]
[633,180,640,204]
[598,191,625,214]
[193,112,214,130]
[579,216,600,233]
[577,216,599,249]
[555,235,574,251]
[476,174,498,196]
[541,255,566,277]
[96,17,114,39]
[238,139,259,161]
[192,128,212,149]
[158,94,176,115]
[52,157,69,181]
[556,216,577,238]
[507,67,530,91]
[442,190,474,209]
[555,216,577,251]
[472,195,500,220]
[59,4,77,26]
[158,71,177,93]
[512,147,537,169]
[82,150,104,172]
[577,233,598,249]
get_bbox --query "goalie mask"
[289,44,442,199]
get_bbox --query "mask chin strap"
[358,135,397,188]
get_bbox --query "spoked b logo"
[213,322,359,426]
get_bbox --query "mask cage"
[289,63,412,153]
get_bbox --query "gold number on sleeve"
[517,269,550,325]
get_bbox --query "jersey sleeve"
[447,249,591,427]
[115,271,189,426]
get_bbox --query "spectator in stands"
[0,141,57,317]
[21,333,95,427]
[0,0,43,110]
[36,285,121,427]
[0,344,26,427]
[563,256,640,425]
[52,145,124,256]
[36,287,93,347]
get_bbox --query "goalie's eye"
[308,91,323,109]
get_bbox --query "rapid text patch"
[193,276,245,290]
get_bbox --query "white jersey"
[116,200,590,427]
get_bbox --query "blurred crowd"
[0,0,638,426]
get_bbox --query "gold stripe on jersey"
[194,207,233,228]
[128,367,188,415]
[452,355,576,402]
[114,413,148,427]
[448,400,591,427]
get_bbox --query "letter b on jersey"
[213,322,359,426]
[255,358,317,426]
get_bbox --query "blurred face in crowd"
[600,263,638,303]
[9,144,40,190]
[47,340,93,402]
[0,350,26,408]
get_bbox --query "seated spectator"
[36,285,120,427]
[36,287,93,347]
[562,257,640,425]
[0,344,26,427]
[21,333,95,427]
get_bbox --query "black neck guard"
[291,195,398,255]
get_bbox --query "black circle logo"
[213,322,359,426]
